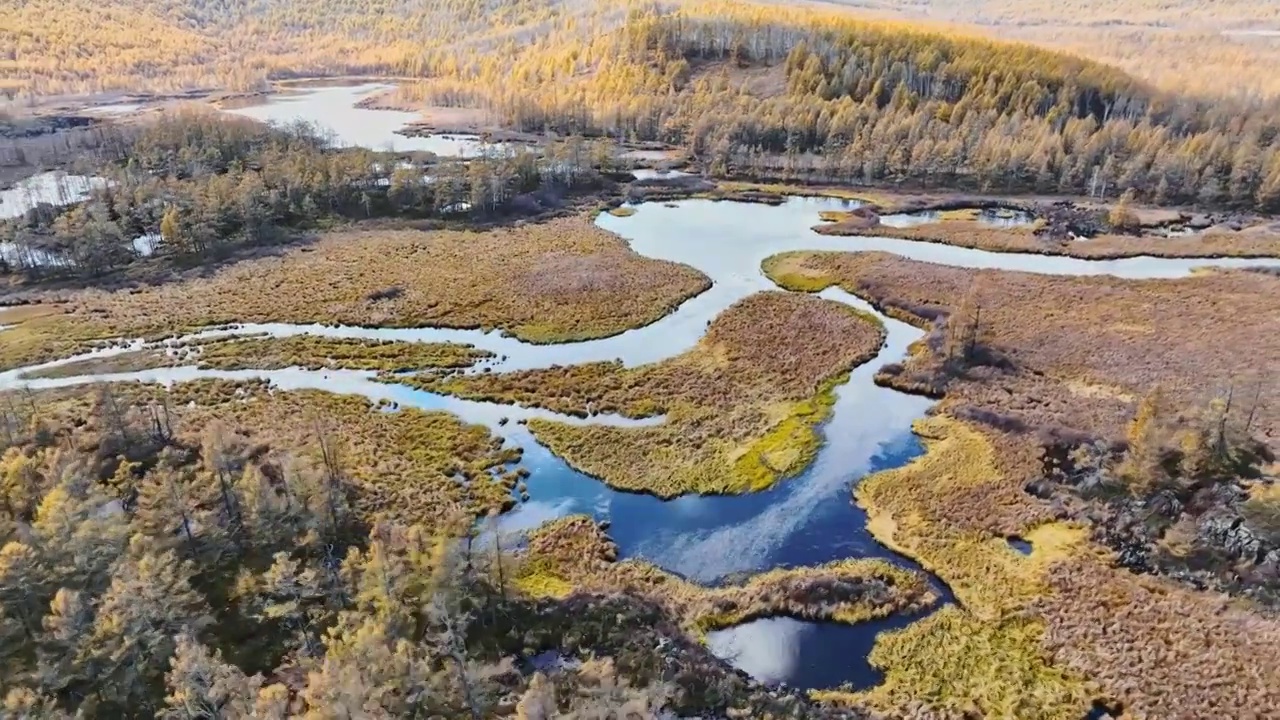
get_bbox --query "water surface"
[222,84,510,157]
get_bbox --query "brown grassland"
[18,336,494,380]
[765,252,1280,718]
[409,291,886,497]
[833,219,1280,261]
[0,215,710,372]
[765,250,1280,447]
[516,515,938,636]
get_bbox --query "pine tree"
[159,633,260,720]
[83,535,213,711]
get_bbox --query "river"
[3,196,1277,696]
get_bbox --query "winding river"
[4,197,1278,695]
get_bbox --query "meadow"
[412,291,886,496]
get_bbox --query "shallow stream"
[4,197,1278,695]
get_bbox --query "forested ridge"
[402,3,1280,210]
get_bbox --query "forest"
[0,385,695,718]
[9,1,1280,210]
[1,111,614,279]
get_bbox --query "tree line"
[403,2,1280,210]
[1,110,614,280]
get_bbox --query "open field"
[518,515,938,636]
[764,250,1280,447]
[0,215,710,371]
[413,291,885,496]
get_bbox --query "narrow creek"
[4,197,1280,694]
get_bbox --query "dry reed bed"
[517,516,938,636]
[765,250,1280,446]
[411,291,886,496]
[191,335,491,371]
[0,216,712,370]
[838,221,1280,260]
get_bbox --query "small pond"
[221,83,516,158]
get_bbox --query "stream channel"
[5,84,1280,697]
[4,197,1278,694]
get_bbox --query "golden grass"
[845,219,1280,260]
[0,216,711,371]
[0,305,64,324]
[412,292,886,496]
[0,311,110,372]
[818,607,1094,720]
[714,181,884,203]
[606,206,637,217]
[517,516,938,637]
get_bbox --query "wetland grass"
[17,336,493,380]
[827,217,1280,260]
[765,250,1280,445]
[411,292,886,496]
[0,215,711,371]
[517,516,938,637]
[767,249,1280,717]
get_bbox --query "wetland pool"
[221,83,515,158]
[4,197,1278,696]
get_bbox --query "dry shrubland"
[0,216,710,371]
[117,381,522,528]
[518,516,938,635]
[415,291,886,496]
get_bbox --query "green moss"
[731,377,840,492]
